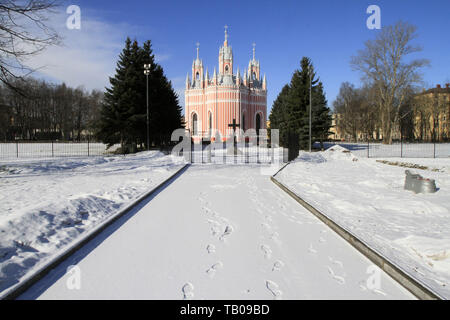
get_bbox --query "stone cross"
[228,119,240,155]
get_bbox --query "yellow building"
[328,113,344,141]
[414,84,450,141]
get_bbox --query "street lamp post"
[144,64,151,151]
[309,66,312,153]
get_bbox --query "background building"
[413,84,450,141]
[185,28,267,142]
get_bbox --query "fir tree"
[269,57,332,151]
[311,82,332,149]
[97,38,183,151]
[269,84,290,146]
[97,37,133,148]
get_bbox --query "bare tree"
[351,21,429,144]
[0,0,60,88]
[333,82,366,142]
[1,78,104,141]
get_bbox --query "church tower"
[192,42,204,88]
[219,26,233,76]
[185,27,267,142]
[248,43,261,87]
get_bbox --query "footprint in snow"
[206,262,223,278]
[328,257,343,268]
[202,207,212,215]
[266,280,283,299]
[308,244,317,254]
[327,266,345,284]
[210,226,221,237]
[219,225,234,241]
[261,222,271,231]
[207,219,220,227]
[270,232,279,240]
[261,245,272,259]
[207,244,216,254]
[359,282,387,296]
[272,260,285,272]
[182,282,194,300]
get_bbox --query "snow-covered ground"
[0,151,184,296]
[321,142,450,158]
[276,146,450,298]
[0,143,121,159]
[20,165,413,300]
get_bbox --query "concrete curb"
[270,173,444,300]
[1,163,190,300]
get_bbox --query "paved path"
[21,165,414,299]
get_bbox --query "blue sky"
[30,0,450,114]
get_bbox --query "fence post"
[434,141,436,159]
[367,139,369,158]
[401,134,403,158]
[16,141,18,158]
[52,140,54,157]
[87,136,90,157]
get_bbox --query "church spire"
[196,42,200,60]
[224,25,228,46]
[252,42,256,61]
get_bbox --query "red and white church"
[185,27,267,142]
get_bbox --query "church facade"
[185,28,267,142]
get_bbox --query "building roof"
[419,84,450,95]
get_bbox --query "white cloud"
[22,10,170,92]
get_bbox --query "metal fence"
[189,143,288,164]
[0,141,121,159]
[320,141,450,158]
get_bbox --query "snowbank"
[277,148,450,298]
[0,151,184,295]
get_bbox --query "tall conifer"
[97,38,183,150]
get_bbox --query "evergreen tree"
[97,37,133,148]
[97,38,183,151]
[311,82,332,149]
[268,57,332,151]
[286,58,316,150]
[269,84,290,146]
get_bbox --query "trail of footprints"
[182,191,234,298]
[243,171,286,300]
[183,177,349,299]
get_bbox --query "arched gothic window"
[192,113,198,136]
[208,112,212,135]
